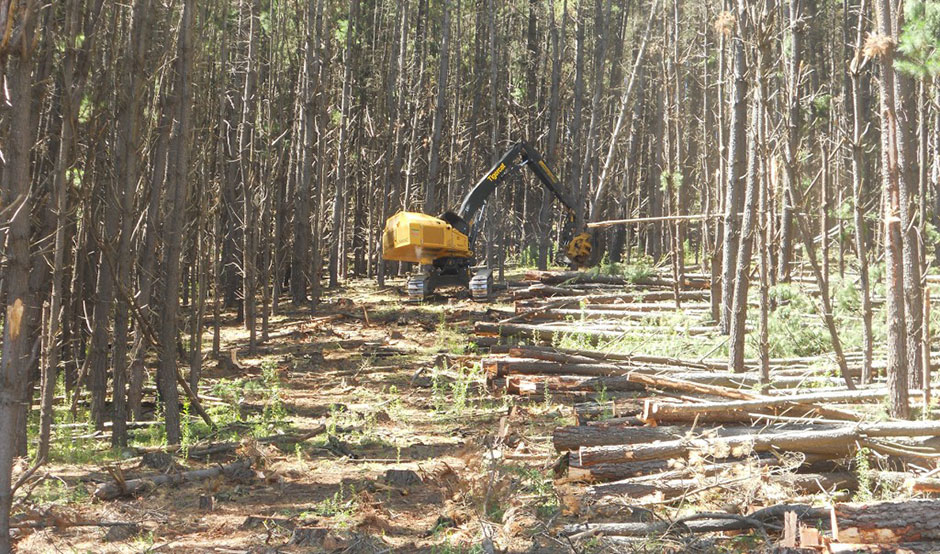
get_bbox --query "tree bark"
[157,0,195,446]
[719,3,748,333]
[329,0,359,288]
[0,6,38,550]
[111,0,152,447]
[872,0,910,418]
[424,0,450,216]
[849,0,873,383]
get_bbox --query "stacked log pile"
[477,271,940,551]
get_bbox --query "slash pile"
[473,270,940,551]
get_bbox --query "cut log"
[524,270,711,289]
[561,459,677,483]
[553,422,843,451]
[509,345,730,371]
[134,425,327,459]
[568,471,857,503]
[475,321,626,343]
[624,372,757,400]
[643,390,926,424]
[574,427,859,466]
[484,356,779,390]
[525,270,629,285]
[513,289,709,305]
[832,500,940,543]
[528,308,707,321]
[554,425,695,451]
[506,347,608,365]
[475,321,719,342]
[94,458,254,500]
[484,357,625,378]
[505,375,645,396]
[573,399,645,422]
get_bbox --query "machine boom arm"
[456,142,575,233]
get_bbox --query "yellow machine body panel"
[382,211,471,265]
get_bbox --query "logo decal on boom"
[487,163,507,182]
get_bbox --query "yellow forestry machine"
[382,141,594,301]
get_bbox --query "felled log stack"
[477,271,940,550]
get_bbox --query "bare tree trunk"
[719,2,748,334]
[872,0,909,418]
[111,0,152,447]
[893,12,924,390]
[728,99,760,373]
[849,0,873,383]
[292,0,319,305]
[158,0,195,446]
[424,0,450,216]
[538,0,566,269]
[241,0,260,352]
[580,0,610,228]
[0,7,38,549]
[330,0,359,288]
[777,0,802,283]
[569,1,586,229]
[378,0,404,287]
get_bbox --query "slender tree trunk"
[893,11,924,390]
[241,0,260,352]
[0,8,38,549]
[872,0,909,418]
[719,3,748,334]
[425,0,450,216]
[538,0,566,269]
[849,0,873,383]
[569,1,586,229]
[158,0,195,446]
[330,0,359,288]
[777,0,802,283]
[111,0,152,447]
[728,98,760,373]
[292,0,319,305]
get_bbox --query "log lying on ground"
[567,471,858,504]
[475,321,720,342]
[563,451,838,483]
[134,425,327,459]
[485,356,770,388]
[577,303,713,312]
[493,347,880,393]
[553,422,843,451]
[554,425,698,451]
[574,421,940,466]
[643,389,926,424]
[487,357,728,383]
[574,427,859,466]
[560,459,677,483]
[485,357,627,378]
[513,288,709,305]
[95,458,254,500]
[504,375,645,396]
[508,345,730,371]
[476,321,627,343]
[573,399,645,422]
[563,499,940,543]
[524,270,711,289]
[523,308,708,322]
[524,271,630,285]
[560,503,827,537]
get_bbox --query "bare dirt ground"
[13,279,573,553]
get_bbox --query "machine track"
[469,268,493,302]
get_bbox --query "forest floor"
[13,276,585,554]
